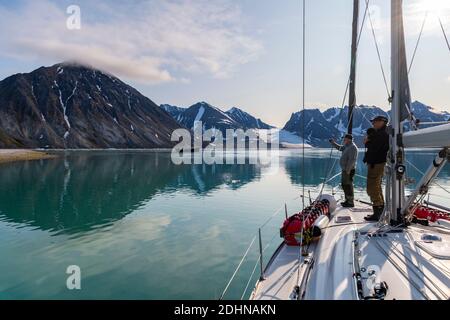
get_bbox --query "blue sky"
[0,0,449,127]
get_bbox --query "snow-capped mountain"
[410,101,450,123]
[160,104,186,119]
[164,102,275,133]
[284,108,341,147]
[283,101,449,147]
[2,61,445,150]
[175,102,242,133]
[226,107,273,129]
[0,62,181,148]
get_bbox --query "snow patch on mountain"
[282,101,448,147]
[160,104,186,118]
[226,107,273,130]
[0,62,182,148]
[194,106,205,122]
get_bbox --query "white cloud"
[0,0,262,84]
[404,0,450,37]
[359,1,450,40]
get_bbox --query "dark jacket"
[363,127,389,165]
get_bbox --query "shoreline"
[0,147,436,165]
[0,149,56,164]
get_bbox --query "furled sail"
[395,0,412,122]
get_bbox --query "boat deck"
[356,225,450,299]
[252,200,373,300]
[251,200,450,300]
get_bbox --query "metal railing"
[219,173,374,300]
[219,197,298,300]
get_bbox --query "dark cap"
[344,134,353,140]
[371,115,389,123]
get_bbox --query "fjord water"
[0,150,449,299]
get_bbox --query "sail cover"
[396,0,412,122]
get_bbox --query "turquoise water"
[0,150,449,299]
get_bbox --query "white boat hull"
[251,200,450,300]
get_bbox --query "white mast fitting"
[403,148,449,217]
[388,0,409,225]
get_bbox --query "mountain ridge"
[283,101,450,147]
[0,62,448,149]
[0,62,181,148]
[160,101,274,133]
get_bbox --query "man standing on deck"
[363,115,390,221]
[329,134,358,208]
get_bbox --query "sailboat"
[247,0,450,300]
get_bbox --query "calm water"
[0,150,449,299]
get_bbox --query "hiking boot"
[341,201,355,208]
[364,205,384,221]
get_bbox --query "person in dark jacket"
[364,115,390,221]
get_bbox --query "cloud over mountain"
[0,0,262,84]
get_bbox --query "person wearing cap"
[363,115,390,221]
[329,134,358,208]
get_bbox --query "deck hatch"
[335,216,352,223]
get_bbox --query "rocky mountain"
[226,107,273,129]
[283,101,449,147]
[0,62,181,149]
[410,101,450,123]
[174,102,242,134]
[284,108,342,147]
[2,62,447,150]
[161,102,274,133]
[160,104,186,119]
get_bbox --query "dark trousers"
[341,169,355,204]
[367,163,386,207]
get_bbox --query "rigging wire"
[438,16,450,52]
[296,1,375,289]
[240,254,260,300]
[365,0,391,99]
[318,0,370,197]
[241,232,280,300]
[219,235,256,300]
[408,11,428,74]
[296,0,307,286]
[296,0,309,289]
[406,159,450,195]
[301,0,306,210]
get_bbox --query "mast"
[389,0,406,224]
[348,0,359,134]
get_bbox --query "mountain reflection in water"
[0,150,448,299]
